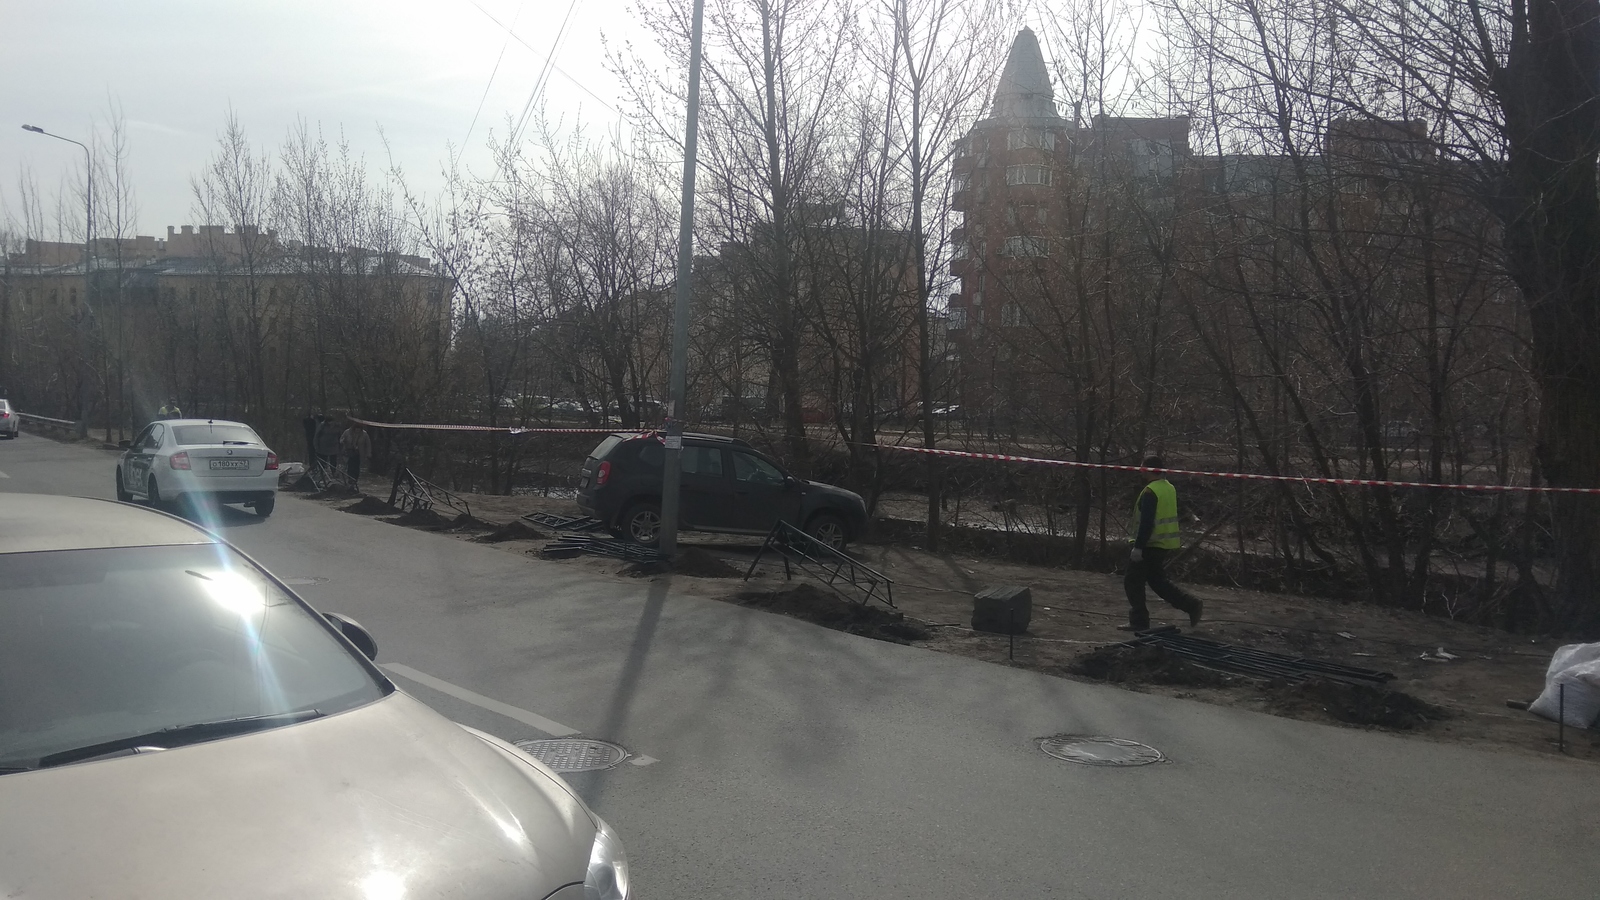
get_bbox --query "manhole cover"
[513,738,629,772]
[1038,734,1165,767]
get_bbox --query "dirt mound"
[340,496,398,516]
[673,548,744,578]
[1069,644,1231,687]
[307,486,359,501]
[1266,677,1449,730]
[381,508,450,529]
[733,583,930,643]
[477,519,550,543]
[444,513,493,532]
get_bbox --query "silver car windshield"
[172,424,262,446]
[0,544,387,768]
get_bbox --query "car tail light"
[266,452,279,470]
[170,451,191,470]
[596,460,611,486]
[0,412,8,418]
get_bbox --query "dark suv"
[576,432,868,548]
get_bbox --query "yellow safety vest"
[1130,479,1181,550]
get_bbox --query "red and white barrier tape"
[873,442,1600,495]
[349,417,643,436]
[343,416,1595,495]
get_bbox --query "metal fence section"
[744,520,896,609]
[307,458,356,493]
[16,411,76,428]
[386,464,471,519]
[1123,625,1396,685]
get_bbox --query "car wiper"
[220,441,255,445]
[30,709,324,770]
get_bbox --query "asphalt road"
[3,431,1596,899]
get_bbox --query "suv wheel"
[805,512,848,550]
[620,501,663,547]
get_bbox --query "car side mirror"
[324,612,378,661]
[118,440,131,450]
[784,476,800,491]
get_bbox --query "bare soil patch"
[340,496,399,516]
[1265,677,1450,730]
[380,508,450,529]
[476,519,551,543]
[732,584,932,644]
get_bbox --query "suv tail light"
[596,460,611,486]
[170,451,191,470]
[266,452,279,470]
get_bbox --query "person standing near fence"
[158,398,182,420]
[339,419,372,483]
[302,412,318,466]
[1121,456,1204,631]
[313,415,340,471]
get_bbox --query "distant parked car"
[0,400,17,438]
[576,432,868,548]
[115,418,279,517]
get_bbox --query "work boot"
[1189,600,1204,628]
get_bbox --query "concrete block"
[972,584,1031,634]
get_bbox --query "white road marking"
[383,663,581,737]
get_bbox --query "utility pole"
[21,124,92,432]
[659,0,707,559]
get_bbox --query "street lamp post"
[659,0,707,560]
[22,124,93,430]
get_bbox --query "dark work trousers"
[1124,546,1201,630]
[346,453,363,482]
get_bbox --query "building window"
[1129,138,1175,178]
[1001,302,1025,327]
[1005,165,1052,186]
[948,307,968,329]
[1001,236,1049,258]
[952,173,970,191]
[1007,128,1056,151]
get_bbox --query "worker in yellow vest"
[1121,456,1204,631]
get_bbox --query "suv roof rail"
[617,430,752,448]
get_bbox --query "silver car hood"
[0,692,596,899]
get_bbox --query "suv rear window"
[588,436,625,462]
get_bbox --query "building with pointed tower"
[946,28,1192,435]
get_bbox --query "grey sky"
[2,0,638,239]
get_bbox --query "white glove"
[1129,547,1143,563]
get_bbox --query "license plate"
[580,476,590,488]
[209,459,249,470]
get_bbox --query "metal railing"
[16,411,76,428]
[307,458,357,492]
[744,520,895,608]
[387,465,471,518]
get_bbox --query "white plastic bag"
[1528,642,1600,728]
